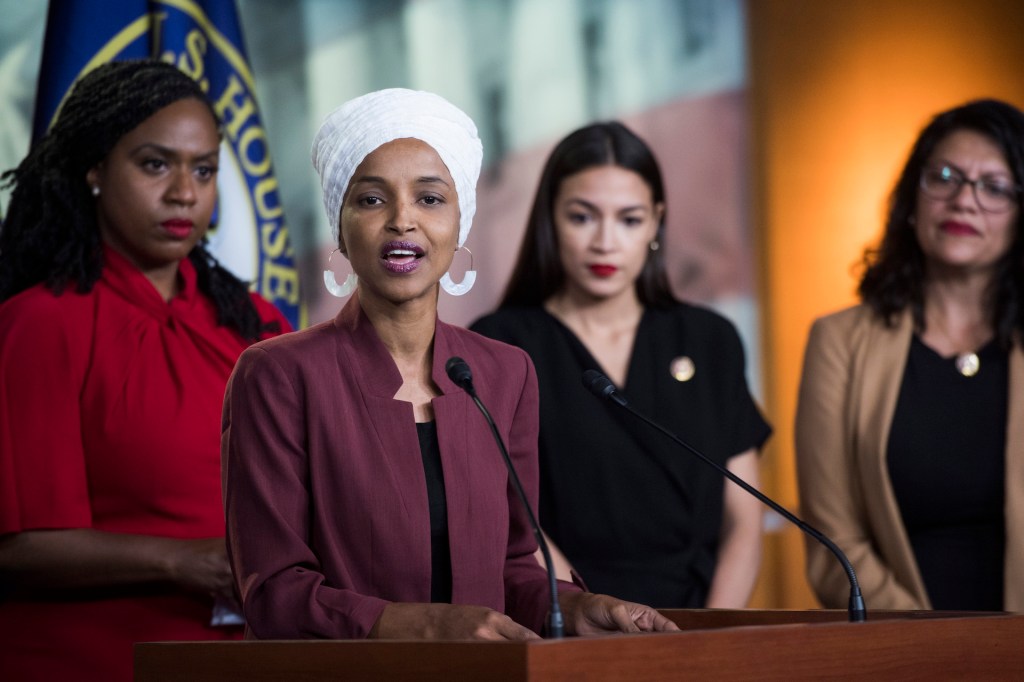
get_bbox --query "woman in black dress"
[472,122,770,607]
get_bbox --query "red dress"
[0,248,289,681]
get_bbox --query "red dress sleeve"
[0,287,95,534]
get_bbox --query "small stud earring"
[649,240,660,252]
[91,186,101,197]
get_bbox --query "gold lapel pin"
[670,356,695,382]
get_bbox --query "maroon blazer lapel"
[333,297,431,597]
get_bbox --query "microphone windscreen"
[581,369,615,399]
[446,356,473,388]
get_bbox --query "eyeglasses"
[920,164,1021,213]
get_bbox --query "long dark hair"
[0,59,276,341]
[500,121,677,309]
[859,99,1024,346]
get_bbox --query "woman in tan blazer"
[797,100,1024,612]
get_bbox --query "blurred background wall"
[2,0,1024,609]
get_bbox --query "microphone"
[581,369,867,623]
[445,356,565,638]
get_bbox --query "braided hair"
[0,59,276,341]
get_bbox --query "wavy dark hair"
[0,59,276,341]
[500,121,677,309]
[859,99,1024,346]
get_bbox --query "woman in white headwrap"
[222,89,677,640]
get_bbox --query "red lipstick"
[162,219,194,239]
[940,221,980,237]
[589,264,618,278]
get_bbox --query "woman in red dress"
[0,59,289,681]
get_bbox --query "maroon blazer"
[222,296,573,639]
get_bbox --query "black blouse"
[416,421,452,603]
[886,335,1007,610]
[472,304,770,607]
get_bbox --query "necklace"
[924,317,986,378]
[954,352,981,377]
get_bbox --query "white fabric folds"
[311,88,482,248]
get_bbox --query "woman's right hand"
[369,602,541,640]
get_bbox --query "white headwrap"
[311,88,482,248]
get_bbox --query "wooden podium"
[135,609,1024,681]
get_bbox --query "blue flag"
[34,0,302,329]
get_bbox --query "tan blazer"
[795,305,1024,611]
